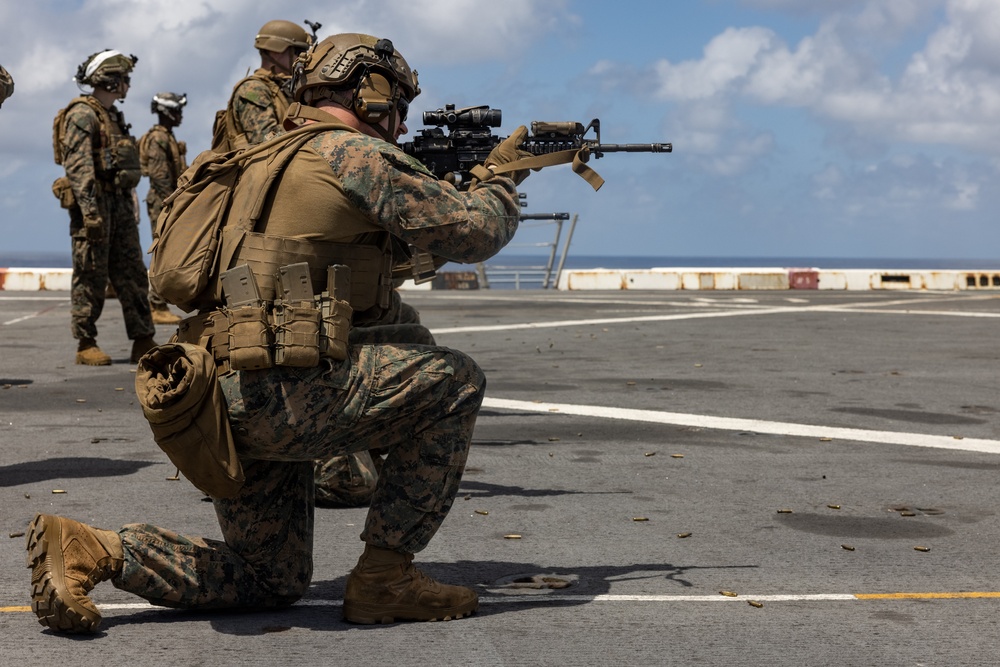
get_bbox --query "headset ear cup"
[354,72,394,123]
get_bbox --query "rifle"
[401,104,672,190]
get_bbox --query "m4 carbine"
[401,104,672,190]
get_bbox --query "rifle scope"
[423,104,502,128]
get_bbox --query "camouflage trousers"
[314,292,435,507]
[69,194,155,341]
[113,341,484,609]
[144,198,169,310]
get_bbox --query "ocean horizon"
[4,251,1000,271]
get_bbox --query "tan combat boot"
[25,513,124,633]
[130,336,158,363]
[75,338,112,366]
[151,304,181,325]
[342,544,478,624]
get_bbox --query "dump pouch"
[51,176,76,209]
[134,343,244,498]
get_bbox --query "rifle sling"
[484,147,605,191]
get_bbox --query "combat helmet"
[150,92,187,124]
[255,20,311,54]
[291,33,420,140]
[75,50,137,93]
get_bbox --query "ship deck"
[2,288,999,665]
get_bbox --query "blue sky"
[2,0,999,263]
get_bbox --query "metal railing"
[476,213,578,289]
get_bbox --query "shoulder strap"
[282,102,355,128]
[138,126,166,173]
[52,96,113,165]
[225,70,289,135]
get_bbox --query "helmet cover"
[151,91,187,123]
[75,50,137,90]
[255,20,311,53]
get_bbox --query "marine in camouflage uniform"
[216,20,311,150]
[229,21,420,508]
[54,51,157,366]
[0,64,13,108]
[27,32,534,633]
[138,92,187,324]
[230,68,291,146]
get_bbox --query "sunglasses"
[396,97,408,123]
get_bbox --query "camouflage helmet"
[290,32,420,104]
[74,50,137,91]
[255,20,311,54]
[150,91,187,124]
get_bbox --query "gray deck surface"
[2,288,999,666]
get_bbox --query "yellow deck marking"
[6,593,1000,615]
[855,592,1000,600]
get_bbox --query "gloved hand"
[83,215,105,241]
[485,125,533,186]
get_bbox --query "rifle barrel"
[520,213,571,221]
[593,143,672,153]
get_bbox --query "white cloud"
[652,27,777,101]
[626,0,1000,180]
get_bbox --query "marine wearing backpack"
[210,20,310,152]
[210,70,290,152]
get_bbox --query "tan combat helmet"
[74,50,137,93]
[151,91,187,124]
[0,64,13,108]
[255,20,311,54]
[290,32,420,105]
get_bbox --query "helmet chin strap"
[368,106,397,145]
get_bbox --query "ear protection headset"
[353,70,394,123]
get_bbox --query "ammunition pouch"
[51,176,76,209]
[98,137,142,189]
[225,305,274,371]
[176,265,353,371]
[273,301,321,367]
[319,296,352,362]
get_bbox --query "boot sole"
[75,355,112,366]
[342,598,479,625]
[25,514,102,633]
